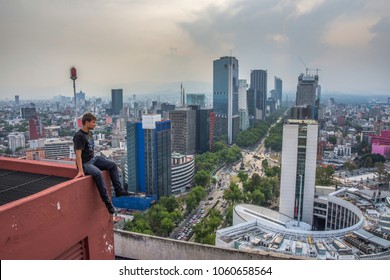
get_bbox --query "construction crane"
[298,57,321,76]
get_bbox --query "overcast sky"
[0,0,389,100]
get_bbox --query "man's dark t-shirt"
[73,129,94,164]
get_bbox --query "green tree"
[184,186,206,214]
[147,204,170,235]
[364,157,373,168]
[259,181,273,202]
[158,196,179,212]
[202,234,216,245]
[262,159,269,170]
[270,177,280,198]
[193,209,222,245]
[264,166,281,178]
[237,171,249,184]
[223,183,243,205]
[251,173,262,188]
[192,186,206,202]
[328,135,337,145]
[212,141,226,152]
[184,192,198,214]
[252,189,265,206]
[124,213,154,235]
[225,206,233,226]
[344,161,358,171]
[316,166,335,186]
[160,217,175,237]
[194,170,211,188]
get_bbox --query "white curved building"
[216,188,390,259]
[171,153,195,194]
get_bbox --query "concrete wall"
[114,230,294,260]
[0,157,115,260]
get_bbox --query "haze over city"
[0,0,389,100]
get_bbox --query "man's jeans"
[83,156,122,203]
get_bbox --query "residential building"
[8,132,25,152]
[25,148,45,160]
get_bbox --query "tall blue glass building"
[213,56,239,145]
[126,115,171,199]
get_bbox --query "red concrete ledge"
[0,157,114,259]
[0,157,78,178]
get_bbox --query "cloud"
[266,34,289,43]
[0,0,389,98]
[292,0,326,17]
[323,17,376,48]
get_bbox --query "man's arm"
[74,149,85,179]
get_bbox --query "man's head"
[82,113,97,130]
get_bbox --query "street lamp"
[297,174,303,227]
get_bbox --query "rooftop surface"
[0,168,68,206]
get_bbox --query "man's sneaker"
[105,202,116,214]
[115,189,131,197]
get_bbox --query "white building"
[279,119,318,225]
[8,132,25,152]
[44,138,74,159]
[171,153,195,194]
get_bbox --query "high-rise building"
[238,79,249,131]
[29,115,45,140]
[111,89,123,115]
[266,97,276,114]
[20,107,36,120]
[213,56,239,145]
[188,105,215,153]
[238,79,248,110]
[293,73,320,120]
[186,94,206,108]
[239,109,249,131]
[250,69,267,121]
[246,88,256,125]
[279,119,318,225]
[295,73,320,107]
[274,76,283,106]
[75,91,86,107]
[15,95,19,106]
[8,133,25,152]
[169,108,196,155]
[126,115,171,199]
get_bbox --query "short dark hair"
[82,113,97,125]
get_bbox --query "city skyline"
[0,0,389,100]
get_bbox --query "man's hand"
[74,171,85,179]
